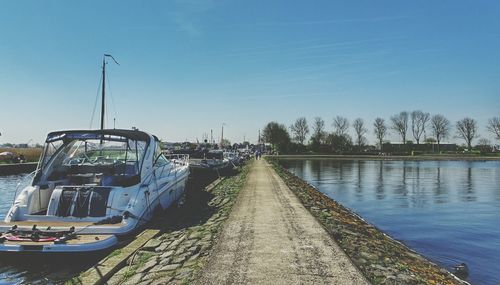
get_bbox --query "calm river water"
[281,159,500,285]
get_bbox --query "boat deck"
[0,221,120,228]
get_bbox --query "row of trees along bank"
[262,112,500,155]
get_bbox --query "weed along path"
[196,159,369,284]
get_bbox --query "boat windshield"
[34,134,148,187]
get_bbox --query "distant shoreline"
[275,154,500,161]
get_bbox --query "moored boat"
[189,149,233,178]
[0,129,189,253]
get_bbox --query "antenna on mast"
[104,54,120,65]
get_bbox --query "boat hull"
[0,169,189,253]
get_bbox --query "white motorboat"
[0,55,190,253]
[0,129,189,253]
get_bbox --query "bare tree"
[487,117,500,141]
[290,117,309,145]
[390,111,409,143]
[373,117,387,151]
[430,114,450,153]
[456,117,478,150]
[477,138,491,146]
[411,110,430,144]
[352,118,367,150]
[332,116,349,136]
[311,117,326,144]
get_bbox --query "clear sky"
[1,0,499,145]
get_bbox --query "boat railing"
[163,153,190,166]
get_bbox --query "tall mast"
[101,57,106,131]
[100,54,119,131]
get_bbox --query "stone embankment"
[267,157,468,285]
[98,165,249,285]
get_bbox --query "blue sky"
[0,0,499,145]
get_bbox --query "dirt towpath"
[196,159,369,284]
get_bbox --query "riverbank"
[267,157,468,285]
[276,154,500,161]
[0,163,37,175]
[73,164,250,285]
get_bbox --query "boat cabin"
[7,129,154,221]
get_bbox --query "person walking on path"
[255,150,260,160]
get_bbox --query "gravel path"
[196,159,369,284]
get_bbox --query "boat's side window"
[153,144,168,167]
